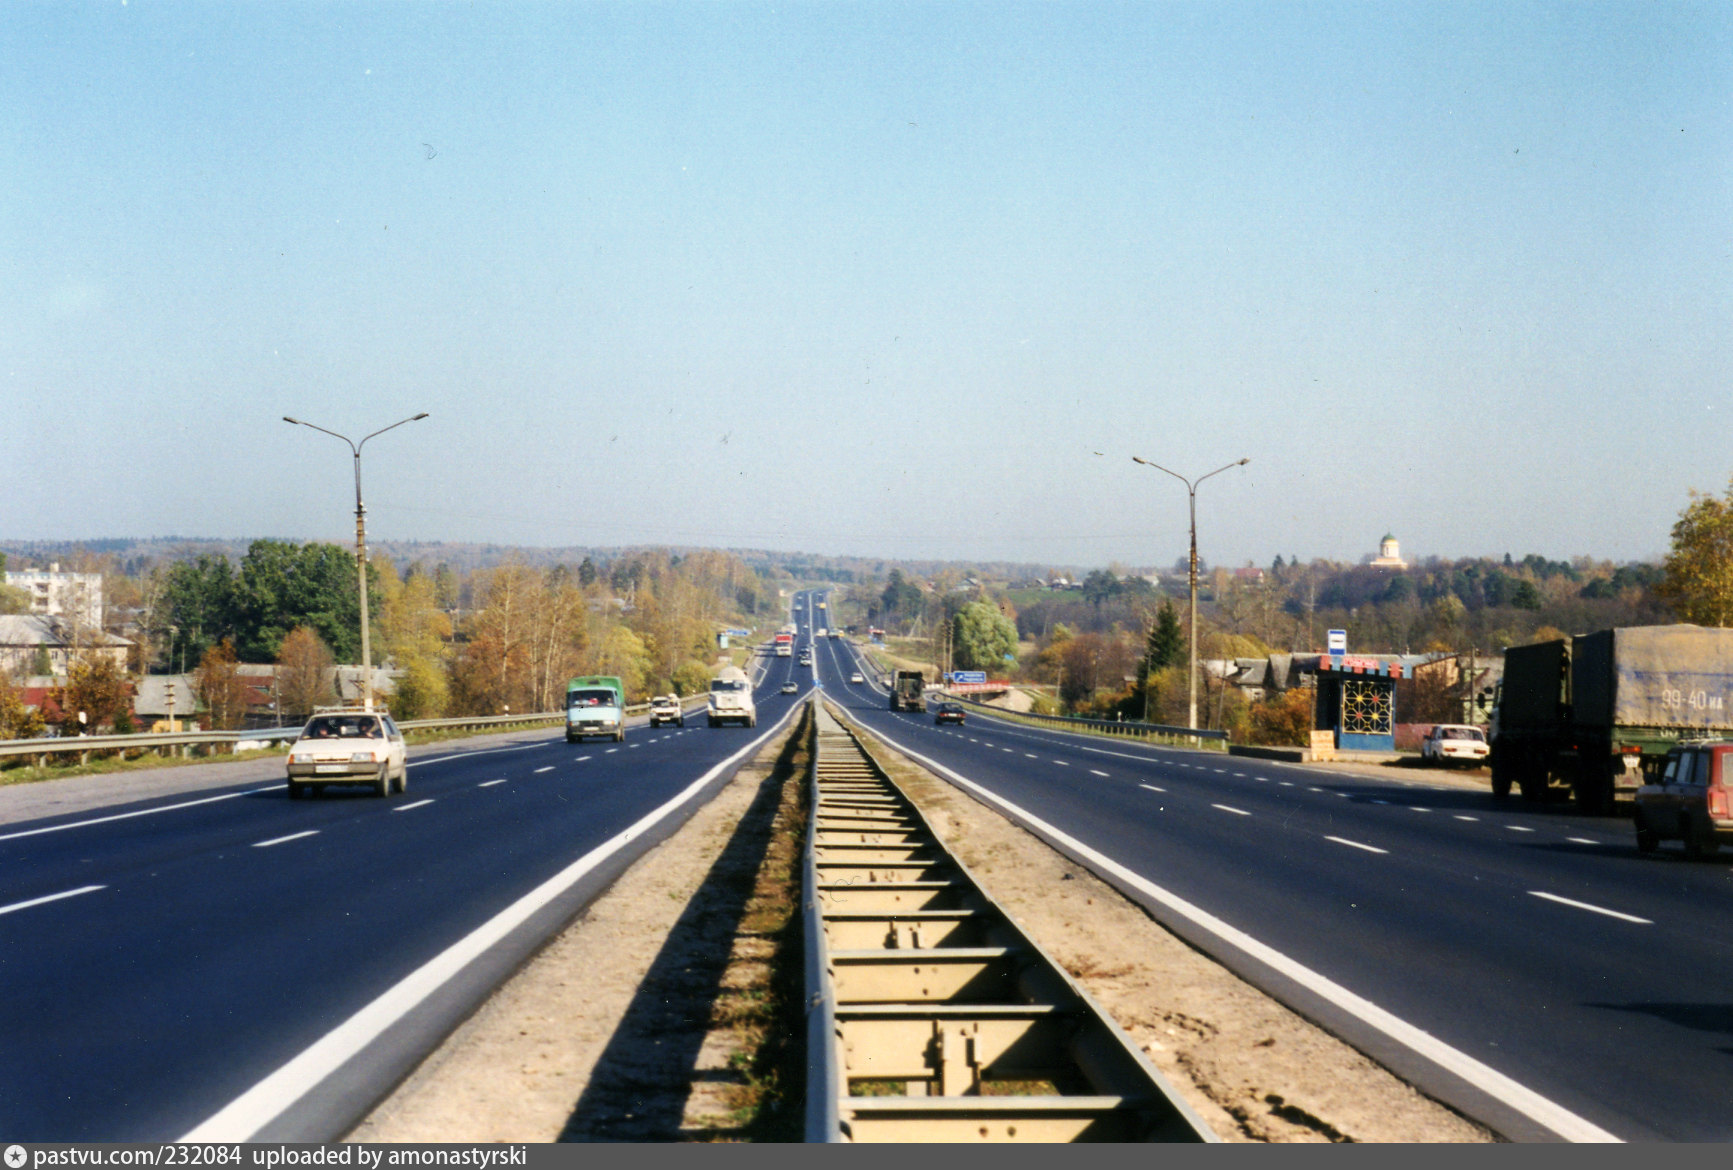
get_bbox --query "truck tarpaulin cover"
[1574,625,1733,730]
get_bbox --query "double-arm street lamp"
[1131,455,1249,734]
[284,412,429,711]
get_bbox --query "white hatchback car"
[286,709,408,798]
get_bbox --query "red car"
[935,703,966,725]
[1635,740,1733,858]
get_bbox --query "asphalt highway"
[804,591,1733,1142]
[0,648,814,1142]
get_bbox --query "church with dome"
[1370,534,1408,569]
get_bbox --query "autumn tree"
[196,638,249,730]
[1657,479,1733,626]
[0,670,46,739]
[377,562,452,719]
[56,655,132,734]
[276,625,335,722]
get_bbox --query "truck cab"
[566,676,626,743]
[708,666,758,728]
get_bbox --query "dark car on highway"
[935,702,966,725]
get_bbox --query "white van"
[707,665,757,728]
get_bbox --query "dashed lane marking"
[1139,783,1167,793]
[533,767,554,774]
[1506,826,1535,833]
[1212,804,1251,816]
[0,885,106,915]
[479,780,507,788]
[252,831,318,849]
[1326,836,1388,855]
[1455,815,1479,822]
[1090,769,1110,777]
[393,800,434,812]
[1530,891,1651,925]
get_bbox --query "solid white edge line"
[1529,891,1652,925]
[252,831,320,848]
[1325,835,1388,855]
[0,884,106,915]
[0,791,248,842]
[178,700,802,1142]
[858,724,1623,1144]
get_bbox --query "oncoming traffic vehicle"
[708,665,757,728]
[1634,739,1733,858]
[286,708,407,798]
[648,694,684,728]
[566,676,626,743]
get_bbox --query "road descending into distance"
[0,645,820,1142]
[799,590,1733,1143]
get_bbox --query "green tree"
[234,540,370,662]
[1658,479,1733,626]
[1143,600,1184,673]
[951,601,1018,672]
[159,555,239,669]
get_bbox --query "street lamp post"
[284,412,429,711]
[1132,455,1249,735]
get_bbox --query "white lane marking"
[575,756,591,762]
[1212,769,1227,774]
[533,766,555,774]
[1232,772,1246,778]
[1053,761,1070,767]
[1025,753,1039,759]
[1410,807,1432,813]
[0,790,249,842]
[479,780,507,788]
[1256,777,1270,783]
[415,741,547,767]
[253,831,319,848]
[1325,836,1388,855]
[0,885,106,915]
[1529,891,1652,925]
[604,748,618,754]
[628,744,640,749]
[1370,798,1389,804]
[1139,783,1167,794]
[180,697,805,1142]
[1506,826,1536,833]
[1279,781,1294,788]
[1308,787,1324,793]
[860,726,1622,1144]
[1212,804,1251,816]
[1566,837,1600,846]
[1454,815,1479,822]
[393,800,434,812]
[1002,747,1014,753]
[1090,769,1110,778]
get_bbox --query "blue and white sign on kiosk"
[1327,629,1347,656]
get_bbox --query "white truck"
[707,665,757,728]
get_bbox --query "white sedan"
[849,672,865,684]
[1420,724,1489,767]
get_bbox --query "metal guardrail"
[939,694,1227,745]
[0,693,712,767]
[803,697,1216,1142]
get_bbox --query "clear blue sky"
[4,2,1728,571]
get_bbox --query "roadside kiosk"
[1314,655,1403,753]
